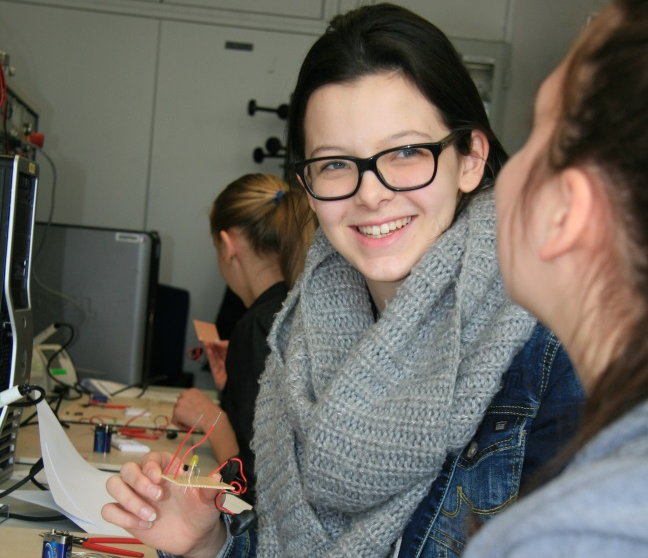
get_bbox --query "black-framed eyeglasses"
[294,131,464,201]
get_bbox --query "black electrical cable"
[0,458,44,499]
[108,382,141,397]
[30,470,49,491]
[109,374,167,398]
[31,146,58,261]
[39,322,85,401]
[8,384,46,408]
[51,392,71,428]
[0,404,70,523]
[30,478,49,492]
[136,374,168,398]
[45,323,76,389]
[52,392,64,415]
[8,512,67,522]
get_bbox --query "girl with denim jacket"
[102,5,584,558]
[462,0,648,555]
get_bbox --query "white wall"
[501,0,607,149]
[1,4,159,228]
[0,0,606,381]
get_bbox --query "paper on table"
[9,489,65,513]
[37,400,131,536]
[8,489,98,532]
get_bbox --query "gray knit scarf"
[252,190,536,558]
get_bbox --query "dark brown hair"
[285,3,508,216]
[210,173,315,288]
[544,0,648,446]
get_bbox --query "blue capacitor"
[93,423,113,453]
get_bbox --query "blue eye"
[323,160,348,171]
[312,159,352,175]
[395,147,423,159]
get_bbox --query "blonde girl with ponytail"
[171,173,315,502]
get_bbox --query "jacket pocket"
[430,415,529,556]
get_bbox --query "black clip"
[216,458,257,536]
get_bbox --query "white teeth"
[358,217,411,238]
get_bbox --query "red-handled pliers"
[117,426,161,439]
[71,536,144,557]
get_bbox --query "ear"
[539,168,597,261]
[219,229,238,264]
[458,130,489,193]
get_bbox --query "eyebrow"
[308,131,436,158]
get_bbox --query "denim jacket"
[397,323,584,558]
[158,323,583,558]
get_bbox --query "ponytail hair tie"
[273,190,285,205]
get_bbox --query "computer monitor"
[0,155,38,484]
[31,223,160,388]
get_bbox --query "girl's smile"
[355,216,413,239]
[302,72,486,308]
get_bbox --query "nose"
[354,169,395,208]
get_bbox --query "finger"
[141,453,169,483]
[102,501,155,531]
[203,341,217,353]
[105,474,160,526]
[116,462,163,505]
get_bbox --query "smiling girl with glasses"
[103,5,585,558]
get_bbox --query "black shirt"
[220,281,288,503]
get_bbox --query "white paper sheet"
[7,489,96,532]
[37,400,131,536]
[9,489,65,513]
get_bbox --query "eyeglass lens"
[304,145,437,199]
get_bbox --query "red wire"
[154,415,171,428]
[211,457,247,494]
[215,491,230,513]
[117,410,166,438]
[172,420,217,479]
[124,410,148,427]
[117,427,161,440]
[212,457,248,513]
[151,415,171,436]
[163,425,196,476]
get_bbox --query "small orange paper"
[193,320,220,343]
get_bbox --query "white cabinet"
[146,21,316,318]
[387,0,511,42]
[164,0,326,20]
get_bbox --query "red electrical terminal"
[26,132,44,147]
